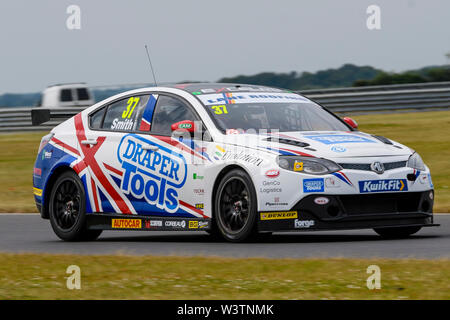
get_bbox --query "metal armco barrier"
[0,82,449,132]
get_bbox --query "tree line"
[0,63,449,107]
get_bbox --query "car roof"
[163,82,292,95]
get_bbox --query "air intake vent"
[264,137,310,148]
[371,135,393,145]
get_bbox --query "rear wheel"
[49,171,102,241]
[215,169,258,242]
[373,226,421,238]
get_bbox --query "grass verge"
[0,253,448,300]
[0,132,47,213]
[0,110,449,212]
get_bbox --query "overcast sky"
[0,0,449,94]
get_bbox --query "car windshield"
[197,92,349,132]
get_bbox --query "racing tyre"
[373,226,421,238]
[49,171,102,241]
[215,169,258,242]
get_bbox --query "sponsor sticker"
[144,220,163,229]
[293,161,304,172]
[117,135,187,213]
[419,174,427,184]
[193,188,205,195]
[33,187,43,197]
[359,179,408,193]
[198,221,209,228]
[193,173,204,180]
[226,129,240,135]
[304,134,375,145]
[331,145,346,153]
[265,169,280,178]
[189,221,198,229]
[178,123,192,129]
[198,92,309,105]
[195,203,204,209]
[260,211,298,220]
[187,220,209,229]
[294,219,315,229]
[303,178,325,193]
[314,197,329,205]
[265,201,289,207]
[325,177,340,188]
[222,151,264,166]
[112,219,142,229]
[260,180,282,194]
[165,220,186,228]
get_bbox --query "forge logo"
[117,134,187,213]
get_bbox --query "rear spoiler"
[31,108,84,126]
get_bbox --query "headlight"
[407,152,426,171]
[277,156,342,175]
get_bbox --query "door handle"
[81,139,98,145]
[142,144,159,151]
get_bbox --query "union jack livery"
[32,83,437,242]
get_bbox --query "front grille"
[339,192,422,215]
[339,161,406,171]
[292,191,432,220]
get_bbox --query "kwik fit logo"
[359,179,407,193]
[117,134,187,212]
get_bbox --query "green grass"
[0,253,448,300]
[0,110,449,212]
[0,131,48,213]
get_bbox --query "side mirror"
[171,120,195,133]
[343,117,358,129]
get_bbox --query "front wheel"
[214,169,258,242]
[373,226,421,238]
[49,171,102,241]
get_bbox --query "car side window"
[60,89,73,102]
[150,95,197,135]
[89,107,106,129]
[76,88,90,101]
[101,95,150,132]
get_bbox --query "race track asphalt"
[1,214,449,259]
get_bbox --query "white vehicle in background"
[37,83,94,108]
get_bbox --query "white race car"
[32,83,437,242]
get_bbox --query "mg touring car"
[32,83,437,242]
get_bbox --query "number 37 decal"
[211,105,228,115]
[122,97,140,119]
